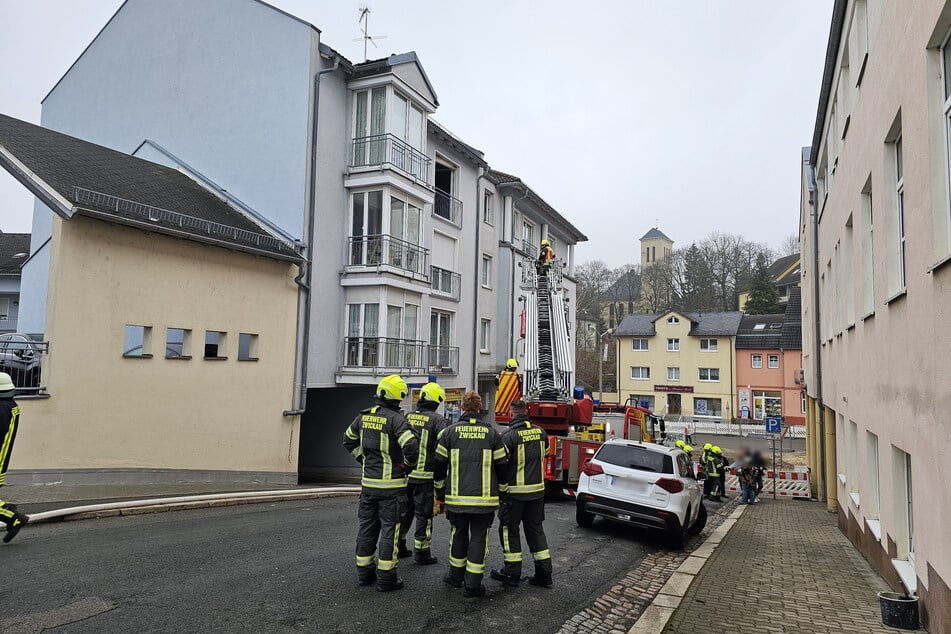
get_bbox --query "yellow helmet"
[684,445,693,453]
[419,382,445,404]
[703,443,713,451]
[376,374,408,402]
[505,358,518,370]
[712,446,722,454]
[541,239,549,246]
[675,439,685,448]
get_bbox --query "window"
[522,220,535,254]
[204,331,227,360]
[434,161,457,222]
[751,354,763,368]
[891,447,914,559]
[897,137,906,290]
[390,91,425,151]
[849,421,859,495]
[693,397,722,417]
[389,196,422,269]
[165,328,192,359]
[630,366,650,380]
[698,368,719,382]
[352,87,387,164]
[845,215,855,323]
[481,254,492,288]
[123,325,152,358]
[886,128,906,295]
[667,367,680,381]
[483,191,494,225]
[700,338,718,352]
[862,181,875,315]
[753,323,766,331]
[0,298,8,320]
[942,34,951,258]
[595,443,673,474]
[346,303,380,366]
[632,338,649,351]
[667,338,680,352]
[238,333,259,361]
[666,316,679,324]
[480,319,491,353]
[802,392,807,414]
[430,310,454,367]
[867,431,880,519]
[753,390,781,420]
[629,394,654,410]
[350,190,384,265]
[768,354,779,369]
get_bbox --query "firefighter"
[342,374,420,592]
[490,399,553,589]
[714,446,728,499]
[494,359,523,421]
[703,448,722,502]
[536,239,555,275]
[0,372,26,544]
[433,391,508,598]
[398,382,449,565]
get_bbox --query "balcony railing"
[433,189,463,226]
[428,344,459,375]
[348,234,429,278]
[430,266,461,301]
[351,134,432,186]
[521,240,538,257]
[0,337,49,397]
[342,337,427,373]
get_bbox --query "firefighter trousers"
[399,480,435,555]
[447,511,493,590]
[355,489,405,583]
[499,497,552,579]
[0,498,18,526]
[704,475,721,498]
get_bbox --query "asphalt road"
[0,496,663,633]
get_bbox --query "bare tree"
[779,233,800,257]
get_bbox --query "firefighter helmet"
[712,446,722,454]
[703,443,713,451]
[541,239,549,246]
[675,439,685,449]
[684,444,693,453]
[0,372,14,398]
[419,382,446,404]
[377,374,408,402]
[505,358,518,370]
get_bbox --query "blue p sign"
[765,417,782,433]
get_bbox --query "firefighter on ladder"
[536,239,555,275]
[494,358,522,421]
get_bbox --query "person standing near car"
[0,372,27,543]
[491,400,553,589]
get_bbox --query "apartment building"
[0,232,29,334]
[614,310,740,419]
[801,1,951,628]
[12,0,585,482]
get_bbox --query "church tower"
[640,227,674,268]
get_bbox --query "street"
[0,496,662,633]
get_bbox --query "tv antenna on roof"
[354,7,387,62]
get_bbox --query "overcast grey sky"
[0,0,832,267]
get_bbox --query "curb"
[627,504,748,634]
[24,487,362,524]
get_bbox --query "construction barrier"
[725,467,811,498]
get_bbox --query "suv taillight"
[581,460,603,476]
[655,477,684,494]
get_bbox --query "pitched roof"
[428,119,486,168]
[735,314,785,349]
[351,52,438,106]
[615,310,742,338]
[640,227,672,242]
[0,114,300,262]
[604,269,641,301]
[781,286,803,349]
[615,313,660,337]
[485,169,588,242]
[0,232,30,276]
[769,253,801,286]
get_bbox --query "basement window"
[238,333,259,361]
[204,331,228,360]
[123,325,152,358]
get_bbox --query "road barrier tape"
[725,468,811,498]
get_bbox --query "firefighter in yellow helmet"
[398,382,449,565]
[713,446,728,499]
[342,374,419,591]
[0,372,27,543]
[536,239,555,275]
[494,359,523,422]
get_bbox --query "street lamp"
[598,328,615,404]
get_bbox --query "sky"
[0,0,833,268]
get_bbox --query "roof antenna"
[355,7,387,62]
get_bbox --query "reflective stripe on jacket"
[342,399,419,493]
[500,415,548,499]
[406,405,449,481]
[433,412,508,513]
[0,399,20,486]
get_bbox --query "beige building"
[801,1,951,628]
[0,114,303,484]
[614,310,740,419]
[640,227,673,268]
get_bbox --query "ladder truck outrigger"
[498,257,666,492]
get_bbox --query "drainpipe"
[471,170,487,391]
[806,159,827,502]
[509,187,531,359]
[285,52,340,417]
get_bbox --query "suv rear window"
[595,444,673,474]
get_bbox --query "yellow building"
[0,114,304,485]
[615,310,741,419]
[737,252,801,312]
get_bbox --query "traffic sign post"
[764,417,782,499]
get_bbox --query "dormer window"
[667,316,679,324]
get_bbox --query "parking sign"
[765,417,782,433]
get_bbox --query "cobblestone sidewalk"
[558,496,739,634]
[664,500,921,633]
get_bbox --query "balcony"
[433,189,462,227]
[351,134,432,186]
[521,240,538,257]
[342,337,427,374]
[348,234,429,278]
[428,344,459,375]
[430,266,461,301]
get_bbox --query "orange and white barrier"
[725,468,811,498]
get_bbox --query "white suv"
[575,439,706,549]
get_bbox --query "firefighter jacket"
[343,398,419,494]
[499,415,548,500]
[433,411,508,513]
[406,401,449,483]
[0,397,20,485]
[703,453,721,478]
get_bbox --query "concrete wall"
[11,215,300,481]
[802,1,951,627]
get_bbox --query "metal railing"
[72,187,288,252]
[348,234,429,277]
[342,337,427,373]
[0,338,49,396]
[433,189,463,226]
[427,344,459,374]
[430,266,461,300]
[351,134,432,185]
[520,257,564,291]
[522,240,538,258]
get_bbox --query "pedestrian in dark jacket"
[0,373,26,543]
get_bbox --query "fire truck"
[495,258,666,491]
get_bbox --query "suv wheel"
[686,504,707,536]
[669,508,688,550]
[576,502,595,528]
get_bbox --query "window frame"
[896,135,906,290]
[481,254,493,289]
[667,338,680,352]
[630,366,651,380]
[751,354,763,369]
[165,327,192,360]
[667,366,680,381]
[122,324,153,358]
[203,330,228,361]
[482,190,494,226]
[479,319,491,354]
[699,338,718,352]
[698,367,720,382]
[768,354,780,369]
[631,338,649,351]
[238,333,259,362]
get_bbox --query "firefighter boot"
[443,567,464,588]
[397,543,413,559]
[376,570,404,593]
[462,583,486,598]
[528,573,553,588]
[414,549,438,566]
[2,512,27,544]
[490,569,520,587]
